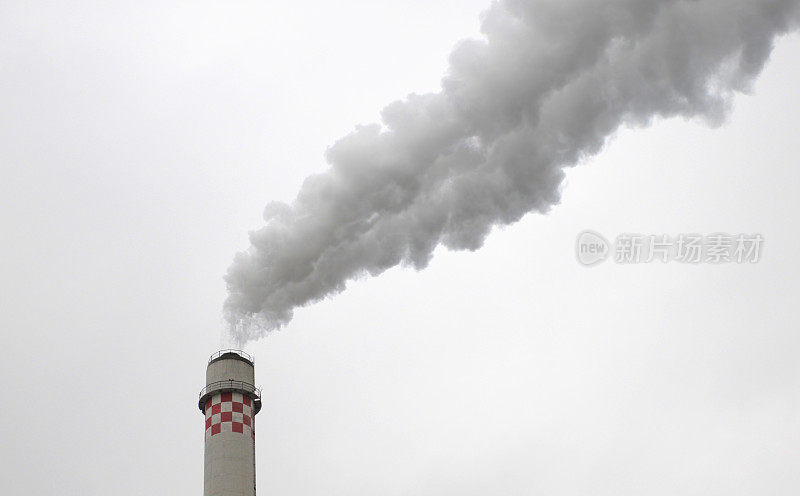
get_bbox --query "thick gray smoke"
[224,0,800,344]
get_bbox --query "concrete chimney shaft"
[199,350,262,496]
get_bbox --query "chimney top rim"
[208,349,255,366]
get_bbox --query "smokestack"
[199,350,262,496]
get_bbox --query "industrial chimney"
[199,350,262,496]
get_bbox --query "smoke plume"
[224,0,800,344]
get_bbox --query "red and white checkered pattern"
[203,391,255,441]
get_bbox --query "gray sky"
[1,1,799,495]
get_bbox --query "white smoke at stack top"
[224,0,800,344]
[220,323,241,351]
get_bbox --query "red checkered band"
[203,391,255,441]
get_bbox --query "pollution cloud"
[224,0,800,344]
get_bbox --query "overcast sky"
[1,1,799,495]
